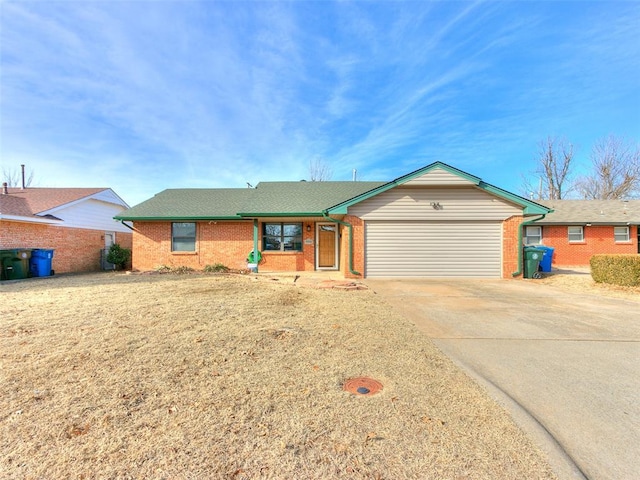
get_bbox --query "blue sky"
[1,1,639,207]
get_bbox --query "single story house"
[0,185,132,274]
[115,162,550,279]
[526,199,640,266]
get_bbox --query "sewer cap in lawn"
[343,377,383,396]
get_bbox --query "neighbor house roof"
[1,187,125,224]
[534,200,640,225]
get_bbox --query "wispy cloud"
[1,1,638,204]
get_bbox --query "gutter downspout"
[322,212,361,276]
[253,219,259,273]
[119,220,136,231]
[512,214,547,277]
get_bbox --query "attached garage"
[365,220,502,278]
[330,164,547,279]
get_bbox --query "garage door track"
[367,278,640,480]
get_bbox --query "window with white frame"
[568,226,584,243]
[524,226,542,245]
[172,222,196,251]
[614,226,630,242]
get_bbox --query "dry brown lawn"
[538,267,640,302]
[1,273,556,479]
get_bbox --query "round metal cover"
[343,377,383,396]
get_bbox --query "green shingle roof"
[115,189,255,220]
[115,182,384,220]
[238,181,384,216]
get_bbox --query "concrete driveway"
[366,278,640,480]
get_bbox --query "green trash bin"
[0,249,32,280]
[523,247,544,279]
[0,250,16,280]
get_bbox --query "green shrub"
[106,243,131,270]
[204,263,229,273]
[154,265,194,274]
[590,255,640,287]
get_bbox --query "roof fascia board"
[535,221,638,226]
[479,183,551,214]
[237,212,325,217]
[0,214,63,224]
[113,215,246,221]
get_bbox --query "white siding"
[349,186,521,221]
[365,221,502,278]
[52,199,131,232]
[404,167,477,186]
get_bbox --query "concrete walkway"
[366,278,640,480]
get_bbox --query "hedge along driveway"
[367,277,640,480]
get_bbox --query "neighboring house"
[115,162,549,279]
[525,200,640,266]
[0,186,132,274]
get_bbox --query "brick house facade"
[529,200,640,267]
[1,187,132,275]
[119,163,549,279]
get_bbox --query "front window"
[263,223,303,251]
[568,226,584,243]
[614,226,630,242]
[172,222,196,251]
[524,226,542,245]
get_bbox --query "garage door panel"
[365,221,501,278]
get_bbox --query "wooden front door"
[317,224,338,269]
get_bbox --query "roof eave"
[0,214,64,224]
[237,212,325,217]
[113,215,246,221]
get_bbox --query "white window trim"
[614,226,630,243]
[568,226,584,243]
[524,226,542,245]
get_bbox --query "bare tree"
[523,137,575,200]
[2,165,34,188]
[576,135,640,199]
[308,158,333,182]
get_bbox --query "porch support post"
[253,219,259,273]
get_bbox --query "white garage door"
[365,221,502,278]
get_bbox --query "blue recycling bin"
[537,246,555,273]
[30,249,54,277]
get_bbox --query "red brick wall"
[132,220,334,273]
[341,215,364,279]
[503,215,524,278]
[260,222,316,272]
[132,221,255,271]
[1,220,132,274]
[540,225,638,266]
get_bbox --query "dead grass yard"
[1,273,556,479]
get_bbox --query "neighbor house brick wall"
[131,221,254,271]
[540,225,638,266]
[503,215,524,278]
[1,220,132,274]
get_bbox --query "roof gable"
[326,162,550,215]
[1,187,126,224]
